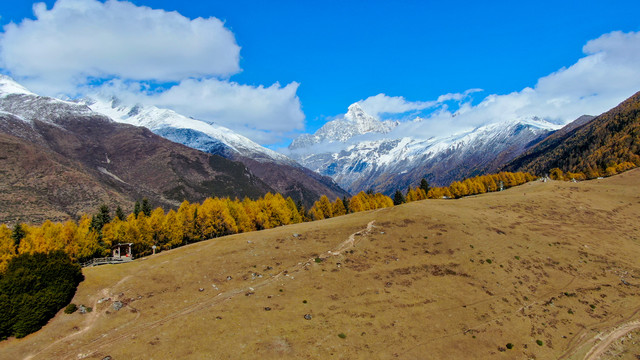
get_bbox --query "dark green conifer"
[141,198,151,217]
[393,190,405,205]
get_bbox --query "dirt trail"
[583,320,640,360]
[44,221,376,360]
[24,275,133,360]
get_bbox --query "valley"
[2,169,639,359]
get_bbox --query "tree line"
[0,171,535,270]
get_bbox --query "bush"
[314,257,323,263]
[338,333,347,339]
[506,343,513,349]
[64,304,78,314]
[485,259,492,264]
[536,339,543,346]
[0,251,84,339]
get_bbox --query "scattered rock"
[293,233,300,238]
[245,291,255,296]
[247,240,253,244]
[304,314,312,320]
[226,276,232,281]
[216,316,223,320]
[264,307,271,311]
[102,356,112,360]
[78,305,88,314]
[622,279,630,286]
[112,301,123,311]
[199,288,204,292]
[97,297,110,304]
[498,347,506,352]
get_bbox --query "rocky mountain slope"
[504,91,640,177]
[87,97,349,205]
[3,169,640,359]
[0,76,272,224]
[289,103,557,194]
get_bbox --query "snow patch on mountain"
[86,97,293,164]
[0,76,94,125]
[0,75,35,98]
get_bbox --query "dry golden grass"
[2,169,640,359]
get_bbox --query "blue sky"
[1,0,640,148]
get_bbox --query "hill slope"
[87,97,349,206]
[2,169,640,359]
[504,91,640,176]
[0,82,272,224]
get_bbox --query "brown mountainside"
[0,111,273,224]
[504,91,640,176]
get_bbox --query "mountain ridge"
[504,91,640,177]
[0,78,274,224]
[289,104,559,194]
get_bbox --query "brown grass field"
[2,169,640,359]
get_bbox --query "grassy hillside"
[505,91,640,177]
[2,170,640,359]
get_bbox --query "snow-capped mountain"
[0,75,348,207]
[0,75,276,223]
[289,104,561,194]
[85,96,349,204]
[290,103,398,149]
[86,97,293,165]
[0,75,94,125]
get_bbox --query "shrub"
[485,259,492,264]
[314,257,323,263]
[64,304,78,314]
[536,339,543,346]
[338,333,347,339]
[506,343,514,349]
[0,251,84,339]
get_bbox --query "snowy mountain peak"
[0,75,35,97]
[345,103,367,119]
[289,102,399,150]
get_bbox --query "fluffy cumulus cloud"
[0,0,304,144]
[356,89,483,119]
[383,30,640,140]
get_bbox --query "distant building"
[112,243,133,260]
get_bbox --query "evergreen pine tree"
[393,190,405,205]
[90,204,111,232]
[342,196,350,214]
[420,178,430,194]
[141,198,152,217]
[115,206,125,221]
[11,223,26,251]
[133,201,141,218]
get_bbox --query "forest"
[0,171,535,271]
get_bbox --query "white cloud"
[0,0,305,145]
[96,78,305,144]
[297,30,640,153]
[356,94,436,118]
[387,30,640,140]
[0,0,240,92]
[355,89,482,119]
